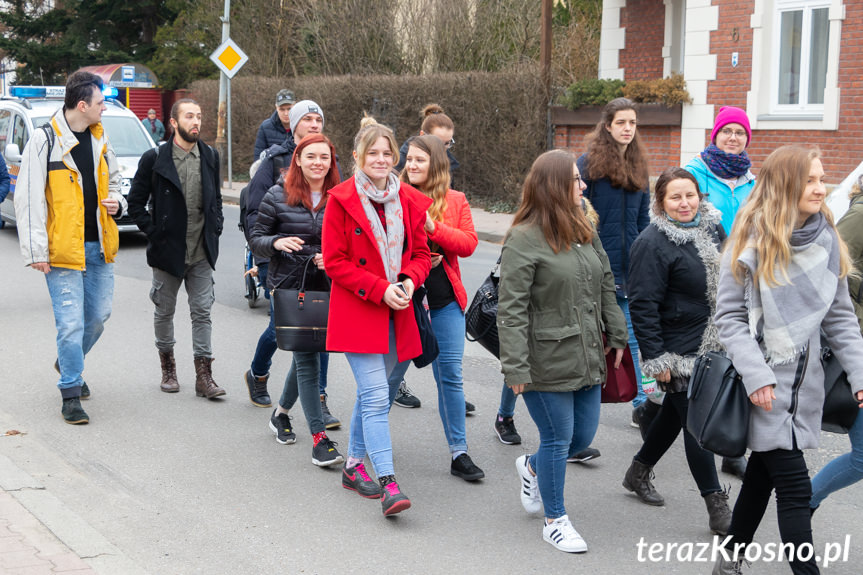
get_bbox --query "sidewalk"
[221,181,513,244]
[0,451,147,575]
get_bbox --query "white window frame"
[771,0,830,114]
[747,0,844,131]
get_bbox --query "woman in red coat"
[386,135,485,481]
[322,117,431,516]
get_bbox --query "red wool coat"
[426,189,478,310]
[322,177,432,361]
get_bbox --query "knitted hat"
[275,89,296,107]
[710,106,751,147]
[289,100,325,133]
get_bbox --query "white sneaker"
[543,515,588,553]
[516,454,542,514]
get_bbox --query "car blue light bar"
[9,85,119,100]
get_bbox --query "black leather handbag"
[411,285,439,368]
[272,257,329,352]
[465,257,501,359]
[687,351,750,458]
[820,339,860,434]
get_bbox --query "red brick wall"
[554,125,681,176]
[619,0,666,81]
[704,0,863,183]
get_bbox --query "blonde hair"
[729,145,851,286]
[399,135,449,222]
[353,115,400,174]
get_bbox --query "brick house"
[556,0,861,189]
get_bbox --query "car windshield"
[32,114,153,156]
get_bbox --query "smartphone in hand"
[394,282,408,295]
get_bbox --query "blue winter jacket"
[577,153,650,296]
[253,111,292,160]
[684,155,755,235]
[0,154,9,204]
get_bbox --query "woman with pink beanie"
[685,106,756,236]
[685,105,756,482]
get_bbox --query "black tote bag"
[411,285,440,368]
[820,339,860,434]
[687,351,750,458]
[272,257,330,352]
[465,257,501,359]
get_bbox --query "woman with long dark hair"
[712,146,863,574]
[323,117,431,516]
[498,149,627,553]
[576,97,651,444]
[249,133,344,468]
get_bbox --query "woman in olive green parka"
[498,150,628,554]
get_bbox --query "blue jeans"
[618,295,646,408]
[388,302,468,453]
[498,384,518,418]
[45,242,114,398]
[250,299,329,392]
[522,384,602,518]
[346,323,400,477]
[279,352,325,435]
[811,411,863,508]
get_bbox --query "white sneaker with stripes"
[542,515,587,553]
[515,454,542,514]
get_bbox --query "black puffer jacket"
[628,203,725,390]
[254,111,292,160]
[249,183,328,292]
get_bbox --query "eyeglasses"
[719,128,747,139]
[445,138,455,150]
[573,175,583,186]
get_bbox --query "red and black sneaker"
[379,475,411,516]
[342,463,381,498]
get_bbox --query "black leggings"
[634,390,721,496]
[725,448,819,574]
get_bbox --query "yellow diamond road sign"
[210,38,248,79]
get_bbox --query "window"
[774,1,830,111]
[11,114,28,154]
[747,0,842,130]
[0,110,10,152]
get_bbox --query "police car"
[0,85,157,232]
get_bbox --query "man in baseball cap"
[253,89,297,159]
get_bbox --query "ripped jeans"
[45,242,114,398]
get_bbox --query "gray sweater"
[714,235,863,452]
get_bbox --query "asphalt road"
[0,213,861,575]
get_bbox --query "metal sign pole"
[227,77,233,185]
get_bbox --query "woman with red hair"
[249,133,344,468]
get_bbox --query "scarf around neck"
[738,212,839,365]
[354,170,404,283]
[701,144,752,180]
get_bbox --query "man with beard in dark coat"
[128,98,225,400]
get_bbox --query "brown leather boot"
[194,356,226,399]
[159,350,179,393]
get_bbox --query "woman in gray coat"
[712,146,863,575]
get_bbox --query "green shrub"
[560,78,624,108]
[560,73,691,109]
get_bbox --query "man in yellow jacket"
[14,71,125,425]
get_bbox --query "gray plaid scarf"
[738,212,839,365]
[354,170,404,283]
